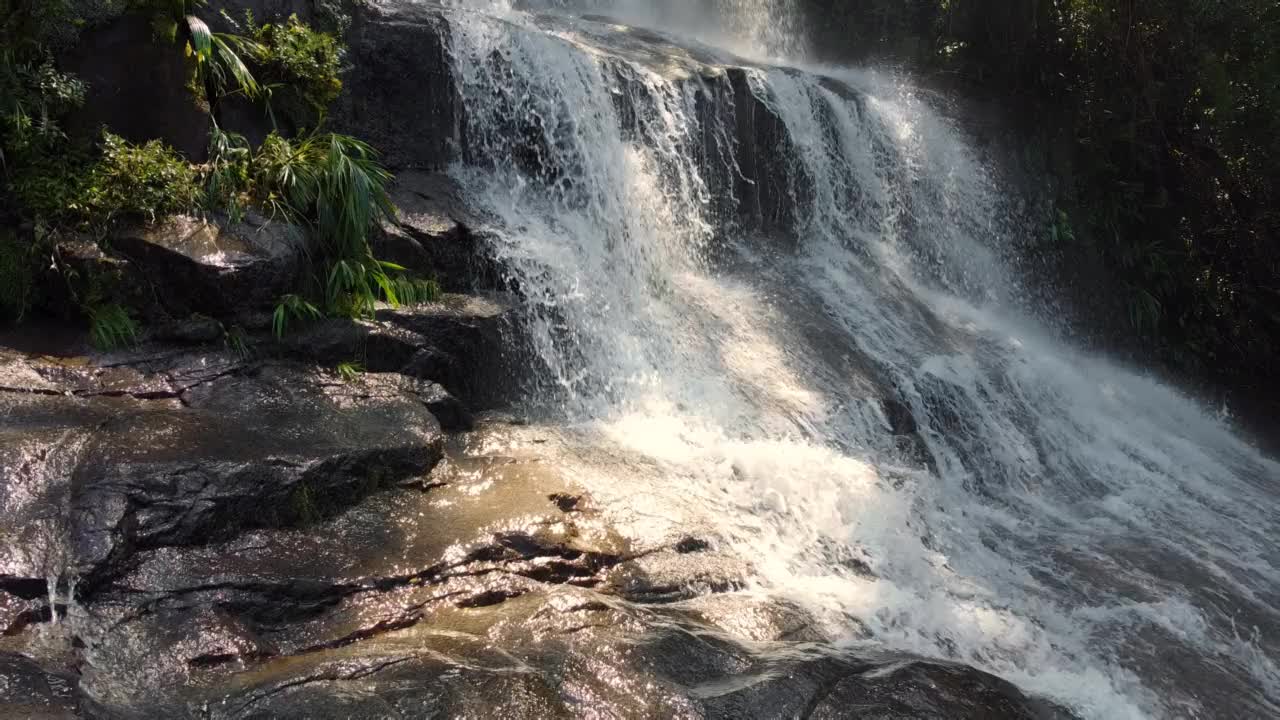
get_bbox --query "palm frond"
[185,15,213,63]
[211,33,263,99]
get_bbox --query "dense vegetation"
[805,0,1280,414]
[0,0,438,346]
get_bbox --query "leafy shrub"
[0,56,87,164]
[251,14,343,116]
[8,151,92,226]
[11,132,202,231]
[80,132,203,225]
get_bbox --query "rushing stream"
[435,1,1280,718]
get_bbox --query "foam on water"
[440,3,1280,717]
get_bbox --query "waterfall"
[435,3,1280,718]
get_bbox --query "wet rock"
[0,590,47,636]
[384,375,475,432]
[280,294,516,408]
[0,653,78,720]
[697,652,1072,720]
[883,398,919,436]
[0,355,443,588]
[376,172,501,292]
[680,594,829,643]
[110,214,312,318]
[675,537,712,554]
[153,315,227,344]
[606,543,752,604]
[7,423,1075,720]
[381,296,515,407]
[550,493,582,512]
[331,2,457,171]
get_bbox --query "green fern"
[89,304,138,350]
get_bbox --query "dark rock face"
[65,16,212,161]
[111,214,313,318]
[0,653,77,720]
[376,171,502,293]
[280,294,518,409]
[330,2,458,170]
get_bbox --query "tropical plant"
[250,13,344,118]
[253,131,395,257]
[88,303,139,350]
[335,360,363,382]
[272,293,323,338]
[144,0,263,104]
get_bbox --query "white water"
[437,3,1280,717]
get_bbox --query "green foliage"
[210,126,439,334]
[335,360,363,382]
[10,132,200,231]
[392,275,442,305]
[8,151,91,226]
[252,131,395,258]
[250,14,343,116]
[139,0,263,104]
[288,479,321,524]
[88,303,139,350]
[272,293,322,338]
[204,124,253,218]
[0,54,87,167]
[208,125,434,326]
[1,0,433,351]
[81,132,203,226]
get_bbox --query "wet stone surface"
[0,380,1073,718]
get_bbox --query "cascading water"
[437,2,1280,718]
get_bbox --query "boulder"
[330,2,458,170]
[280,293,518,409]
[109,213,312,317]
[0,352,444,590]
[375,171,504,293]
